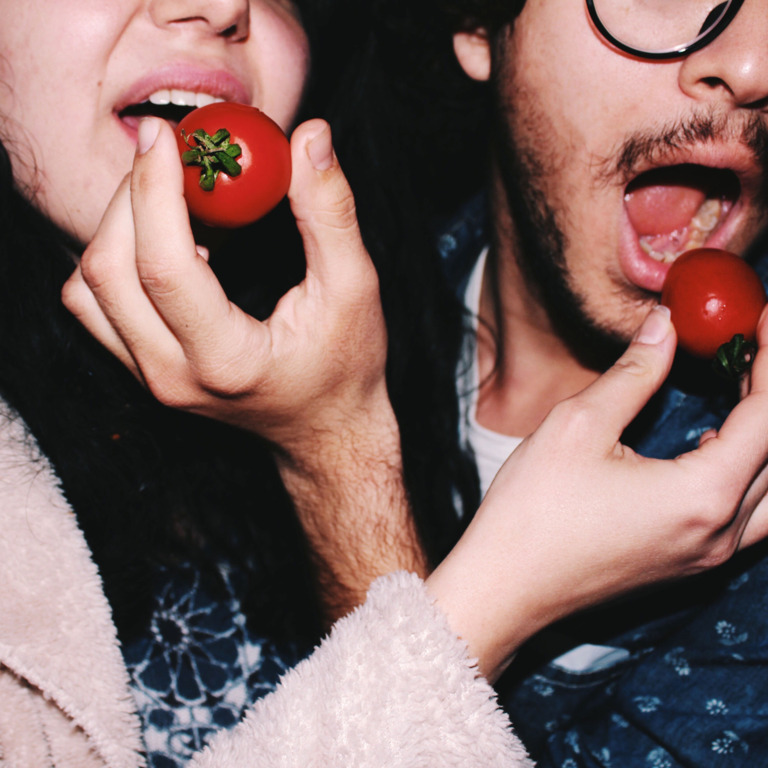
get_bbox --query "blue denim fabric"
[440,198,768,767]
[498,400,768,768]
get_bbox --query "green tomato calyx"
[181,128,242,191]
[713,333,757,381]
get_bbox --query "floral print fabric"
[122,564,304,768]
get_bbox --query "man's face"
[456,0,768,354]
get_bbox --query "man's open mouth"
[624,164,740,263]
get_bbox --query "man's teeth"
[146,89,225,108]
[640,198,724,263]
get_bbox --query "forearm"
[275,388,428,623]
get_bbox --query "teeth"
[689,198,722,236]
[146,89,225,108]
[640,198,724,263]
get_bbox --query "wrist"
[424,531,552,683]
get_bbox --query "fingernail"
[137,118,160,154]
[636,304,671,344]
[306,124,333,171]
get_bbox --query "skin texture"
[453,0,768,437]
[427,307,768,682]
[65,117,426,616]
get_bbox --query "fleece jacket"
[0,405,532,767]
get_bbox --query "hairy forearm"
[275,395,427,624]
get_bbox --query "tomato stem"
[181,128,242,191]
[712,333,757,380]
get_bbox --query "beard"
[492,112,629,371]
[490,75,768,373]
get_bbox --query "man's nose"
[148,0,251,41]
[679,0,768,109]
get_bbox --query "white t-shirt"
[457,247,523,498]
[458,248,629,675]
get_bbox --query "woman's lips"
[114,65,250,140]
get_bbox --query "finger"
[287,120,373,293]
[561,305,677,447]
[698,428,718,446]
[737,461,768,548]
[63,264,141,378]
[747,305,768,391]
[129,118,267,367]
[78,150,185,368]
[700,310,768,481]
[61,173,155,375]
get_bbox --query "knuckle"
[678,482,740,569]
[132,164,159,199]
[548,397,594,437]
[194,355,257,401]
[302,185,360,234]
[693,532,736,570]
[136,259,185,298]
[60,277,88,314]
[610,354,654,380]
[142,368,200,411]
[79,244,117,291]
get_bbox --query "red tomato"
[661,248,766,360]
[176,103,291,229]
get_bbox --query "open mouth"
[118,90,225,129]
[624,164,740,263]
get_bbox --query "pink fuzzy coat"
[0,407,532,767]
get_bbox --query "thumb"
[287,119,370,289]
[572,305,677,444]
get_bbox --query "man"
[433,0,768,764]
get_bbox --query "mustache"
[596,110,768,185]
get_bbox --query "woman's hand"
[427,305,768,682]
[62,116,425,620]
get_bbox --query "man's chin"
[551,307,631,372]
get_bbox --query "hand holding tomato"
[661,248,767,378]
[63,116,392,460]
[428,304,768,683]
[63,115,422,619]
[177,102,292,228]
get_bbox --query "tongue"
[624,166,710,237]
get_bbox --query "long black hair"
[306,0,490,555]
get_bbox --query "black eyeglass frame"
[585,0,745,60]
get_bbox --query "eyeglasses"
[586,0,744,60]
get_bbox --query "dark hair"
[304,0,495,557]
[0,134,326,644]
[439,0,527,34]
[0,0,488,650]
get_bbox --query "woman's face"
[0,0,310,244]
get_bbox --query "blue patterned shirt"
[122,564,305,768]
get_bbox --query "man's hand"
[62,117,425,622]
